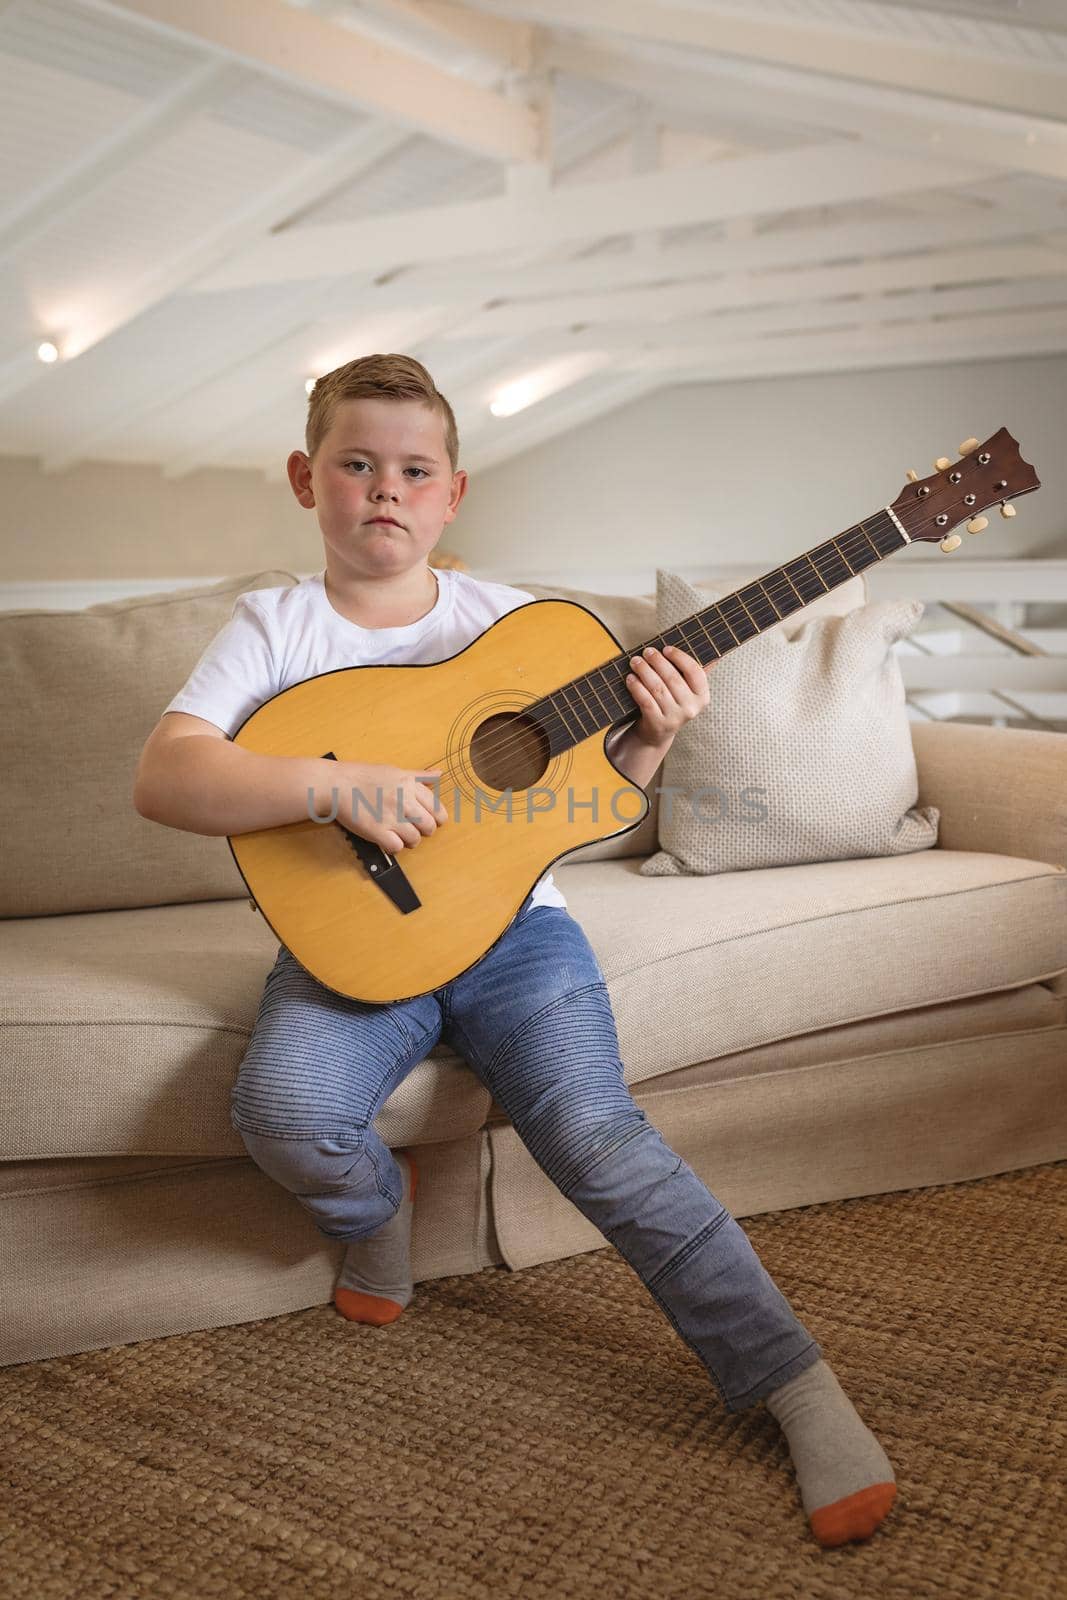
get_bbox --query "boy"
[133,353,896,1549]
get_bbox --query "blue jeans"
[232,894,822,1412]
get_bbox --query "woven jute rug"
[2,1160,1064,1600]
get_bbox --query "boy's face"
[287,396,467,582]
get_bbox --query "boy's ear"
[445,468,468,519]
[287,450,315,508]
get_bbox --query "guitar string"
[335,482,993,834]
[349,515,901,830]
[432,475,996,778]
[396,499,966,800]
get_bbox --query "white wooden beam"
[0,58,244,262]
[614,304,1067,379]
[191,142,996,292]
[868,0,1067,35]
[535,34,838,148]
[322,0,535,70]
[534,274,1067,352]
[342,182,1060,313]
[510,0,1067,124]
[435,236,1067,340]
[536,31,1067,185]
[74,0,541,160]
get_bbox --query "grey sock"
[333,1149,417,1326]
[763,1358,897,1546]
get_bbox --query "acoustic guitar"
[229,427,1039,1003]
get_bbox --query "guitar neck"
[535,506,909,757]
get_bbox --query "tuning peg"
[906,469,920,482]
[959,437,980,455]
[934,457,952,471]
[1000,503,1016,518]
[967,516,989,534]
[940,534,962,552]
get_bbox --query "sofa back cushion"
[0,571,298,918]
[517,574,867,862]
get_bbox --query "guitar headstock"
[891,428,1040,551]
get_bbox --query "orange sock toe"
[333,1286,407,1326]
[809,1481,897,1547]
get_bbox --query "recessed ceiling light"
[36,342,59,364]
[489,353,611,418]
[490,379,536,418]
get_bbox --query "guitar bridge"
[321,752,421,915]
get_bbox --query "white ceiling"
[0,0,1065,481]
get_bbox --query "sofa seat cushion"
[0,903,490,1162]
[3,850,1064,1161]
[551,851,1067,1087]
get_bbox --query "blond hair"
[305,353,459,474]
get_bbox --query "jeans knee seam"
[566,1118,648,1197]
[646,1208,731,1292]
[484,980,607,1078]
[232,1122,366,1144]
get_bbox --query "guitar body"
[228,600,647,1003]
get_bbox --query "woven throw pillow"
[0,570,298,917]
[640,569,939,876]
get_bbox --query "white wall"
[2,350,1064,599]
[464,350,1067,584]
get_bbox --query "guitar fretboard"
[532,509,907,756]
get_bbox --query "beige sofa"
[2,570,1065,1368]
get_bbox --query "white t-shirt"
[164,567,567,911]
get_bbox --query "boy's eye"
[345,460,426,478]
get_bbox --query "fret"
[572,681,604,737]
[731,587,762,632]
[598,675,630,723]
[739,579,780,630]
[834,539,858,576]
[816,541,853,586]
[678,616,721,661]
[584,664,616,723]
[697,609,737,656]
[554,682,596,741]
[754,578,783,622]
[718,593,761,642]
[854,521,881,561]
[850,529,890,569]
[660,616,711,666]
[784,557,828,602]
[775,566,806,610]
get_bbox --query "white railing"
[863,560,1067,727]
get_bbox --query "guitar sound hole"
[470,712,551,793]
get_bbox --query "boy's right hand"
[313,760,448,854]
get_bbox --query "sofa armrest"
[910,721,1067,870]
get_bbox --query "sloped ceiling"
[0,0,1064,481]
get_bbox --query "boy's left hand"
[626,644,712,747]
